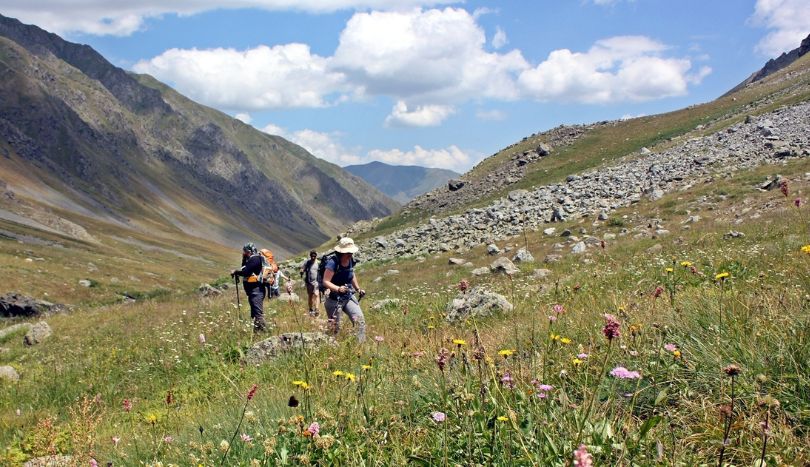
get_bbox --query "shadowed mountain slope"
[344,161,459,203]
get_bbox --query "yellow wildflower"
[332,370,344,377]
[680,261,692,267]
[665,267,674,273]
[801,245,810,254]
[497,416,509,422]
[292,380,310,390]
[673,350,682,359]
[559,337,572,345]
[550,333,560,341]
[452,339,467,346]
[344,372,356,382]
[427,325,435,330]
[361,364,372,371]
[497,349,515,357]
[144,413,159,425]
[572,358,583,366]
[715,272,730,280]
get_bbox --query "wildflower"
[344,373,356,382]
[123,399,132,412]
[500,371,515,390]
[89,459,98,467]
[292,380,310,390]
[219,440,230,453]
[458,279,469,293]
[497,349,515,357]
[166,391,174,405]
[435,348,451,371]
[779,179,789,197]
[560,337,572,345]
[572,358,583,366]
[332,370,345,377]
[665,267,674,273]
[653,286,664,298]
[802,245,810,254]
[673,350,682,359]
[263,437,277,454]
[550,333,560,341]
[795,198,802,208]
[247,384,258,400]
[629,324,641,336]
[602,314,621,340]
[452,338,467,346]
[306,422,320,437]
[374,335,384,342]
[610,366,641,379]
[314,434,336,449]
[298,454,311,464]
[163,435,173,444]
[664,343,677,352]
[573,444,593,467]
[723,364,741,377]
[553,304,565,314]
[548,315,557,322]
[680,261,692,267]
[431,411,446,423]
[144,413,159,425]
[198,333,206,345]
[715,272,730,281]
[497,416,509,422]
[112,436,121,447]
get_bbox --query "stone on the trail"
[198,283,222,298]
[486,244,500,255]
[446,287,513,322]
[372,299,401,312]
[490,256,519,275]
[246,332,335,364]
[571,242,587,254]
[512,248,535,263]
[0,365,19,382]
[0,293,67,318]
[448,258,466,266]
[24,321,52,346]
[277,293,300,303]
[471,267,490,276]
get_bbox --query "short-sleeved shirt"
[325,257,354,288]
[302,258,318,283]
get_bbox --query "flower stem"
[574,339,613,447]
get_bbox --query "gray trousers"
[324,294,365,342]
[245,284,266,332]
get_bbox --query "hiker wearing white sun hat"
[322,237,366,342]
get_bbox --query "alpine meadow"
[1,4,810,467]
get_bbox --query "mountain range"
[0,14,398,257]
[344,161,459,203]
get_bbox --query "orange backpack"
[259,249,279,285]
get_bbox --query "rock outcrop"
[446,287,513,323]
[245,332,335,364]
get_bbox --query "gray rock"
[723,231,746,239]
[23,456,74,467]
[533,268,551,279]
[448,179,466,191]
[0,293,68,318]
[654,229,671,236]
[198,283,222,297]
[384,269,400,276]
[445,287,513,322]
[640,147,652,155]
[371,299,401,312]
[603,233,616,241]
[571,242,587,254]
[471,267,490,276]
[536,143,552,156]
[598,211,609,221]
[560,229,572,237]
[277,293,300,302]
[646,244,663,254]
[78,279,93,287]
[23,321,52,346]
[486,244,500,255]
[649,188,665,201]
[245,332,335,364]
[512,248,535,263]
[448,258,466,266]
[0,365,19,382]
[544,254,562,263]
[374,237,388,249]
[490,257,519,275]
[543,227,556,236]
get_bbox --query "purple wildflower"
[610,366,641,379]
[500,371,515,390]
[602,314,621,340]
[573,444,593,467]
[431,411,446,423]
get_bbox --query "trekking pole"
[234,275,242,315]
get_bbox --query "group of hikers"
[230,237,367,342]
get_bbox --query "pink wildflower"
[122,399,132,412]
[779,180,789,197]
[431,411,446,423]
[374,335,384,343]
[112,436,121,447]
[500,371,515,390]
[307,422,320,437]
[553,304,565,314]
[247,384,258,401]
[89,459,98,467]
[653,285,664,298]
[610,366,641,379]
[577,353,589,359]
[573,444,593,467]
[241,433,253,443]
[435,348,451,372]
[664,343,678,352]
[458,279,469,293]
[548,315,557,322]
[795,198,802,208]
[163,435,173,444]
[602,314,621,340]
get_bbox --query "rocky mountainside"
[344,161,458,203]
[0,14,397,256]
[725,32,810,96]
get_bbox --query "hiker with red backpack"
[231,243,267,332]
[321,237,366,342]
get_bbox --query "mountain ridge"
[344,160,459,203]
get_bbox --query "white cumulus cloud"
[750,0,810,57]
[518,36,710,103]
[133,44,347,110]
[234,112,252,124]
[492,26,508,49]
[384,101,455,127]
[2,0,459,36]
[367,145,469,170]
[261,124,362,166]
[475,109,506,121]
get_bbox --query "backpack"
[259,249,279,285]
[317,252,357,295]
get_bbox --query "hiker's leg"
[306,283,319,316]
[324,296,341,335]
[344,299,366,343]
[248,286,266,332]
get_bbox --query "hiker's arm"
[351,275,364,297]
[232,256,260,277]
[322,268,347,294]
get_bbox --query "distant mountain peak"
[344,161,459,203]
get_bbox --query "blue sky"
[4,1,809,172]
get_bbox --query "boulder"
[0,323,32,340]
[246,332,335,364]
[571,242,587,254]
[276,293,300,303]
[78,279,93,287]
[490,257,519,275]
[448,258,466,266]
[471,267,490,276]
[384,269,400,276]
[536,143,552,156]
[198,283,222,298]
[448,179,466,191]
[0,365,19,382]
[0,293,67,318]
[24,321,52,346]
[445,287,513,323]
[543,227,556,236]
[486,244,500,255]
[544,254,562,263]
[533,269,552,279]
[371,299,401,312]
[512,248,535,263]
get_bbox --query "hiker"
[550,205,565,223]
[300,250,319,316]
[266,266,290,299]
[322,238,366,342]
[231,243,267,332]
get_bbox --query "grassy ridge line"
[367,53,810,240]
[1,157,808,465]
